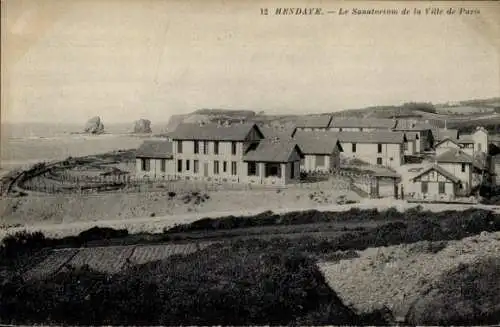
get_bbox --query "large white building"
[140,122,305,186]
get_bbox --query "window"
[359,128,363,132]
[377,143,382,153]
[478,143,482,152]
[223,161,227,172]
[203,141,209,154]
[415,133,419,140]
[290,162,295,179]
[231,141,237,155]
[247,162,257,176]
[177,159,182,172]
[339,128,343,132]
[404,142,409,151]
[141,159,150,172]
[352,143,357,153]
[300,158,305,166]
[160,159,166,172]
[193,160,199,173]
[214,160,219,174]
[265,163,280,177]
[316,155,325,167]
[214,141,219,155]
[194,141,199,154]
[177,141,183,154]
[421,181,428,193]
[186,159,190,171]
[377,158,383,165]
[461,163,466,172]
[231,161,237,175]
[439,182,446,194]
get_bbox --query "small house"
[292,130,344,173]
[410,164,463,200]
[243,139,304,185]
[393,120,434,153]
[135,140,174,179]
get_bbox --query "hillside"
[159,97,500,134]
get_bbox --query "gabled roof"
[294,115,332,128]
[434,137,461,148]
[393,120,434,131]
[435,148,474,164]
[328,117,397,129]
[169,122,264,141]
[323,130,406,144]
[136,140,173,159]
[259,125,295,140]
[292,130,344,154]
[243,140,304,163]
[411,164,460,184]
[433,128,459,141]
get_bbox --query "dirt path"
[2,198,499,240]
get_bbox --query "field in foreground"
[1,207,500,325]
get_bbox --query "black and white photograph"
[1,0,500,325]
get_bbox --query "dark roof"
[411,164,460,184]
[328,118,396,129]
[168,122,263,141]
[394,120,434,131]
[136,140,173,159]
[325,130,406,144]
[243,140,304,163]
[294,115,332,128]
[259,126,295,140]
[292,131,343,154]
[435,148,474,164]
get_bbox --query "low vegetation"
[0,245,372,326]
[1,207,500,325]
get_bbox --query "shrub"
[0,231,46,261]
[78,227,129,243]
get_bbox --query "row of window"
[141,158,167,172]
[347,143,384,153]
[247,162,295,178]
[177,159,238,175]
[421,181,446,194]
[177,141,238,155]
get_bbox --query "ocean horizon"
[1,122,169,171]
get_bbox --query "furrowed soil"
[319,231,500,321]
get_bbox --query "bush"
[406,257,500,325]
[0,231,46,261]
[78,227,128,243]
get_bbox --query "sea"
[0,123,168,174]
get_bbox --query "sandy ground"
[2,194,500,241]
[318,231,500,319]
[0,187,360,238]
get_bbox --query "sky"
[1,0,500,124]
